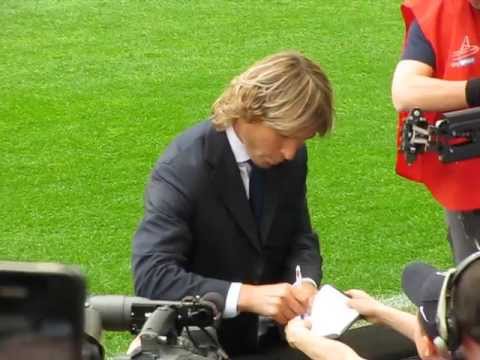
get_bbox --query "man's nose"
[281,141,298,161]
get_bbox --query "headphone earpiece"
[434,252,480,353]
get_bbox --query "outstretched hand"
[345,289,385,324]
[285,317,364,360]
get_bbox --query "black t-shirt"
[402,20,436,69]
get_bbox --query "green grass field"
[1,0,452,356]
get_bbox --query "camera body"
[112,326,223,360]
[0,262,227,360]
[0,261,86,360]
[86,294,227,360]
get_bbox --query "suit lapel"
[204,125,261,252]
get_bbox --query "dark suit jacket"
[132,120,322,355]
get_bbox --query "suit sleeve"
[282,149,323,285]
[132,162,230,302]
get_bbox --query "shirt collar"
[226,126,250,164]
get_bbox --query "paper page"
[310,284,359,338]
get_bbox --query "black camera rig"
[84,294,229,360]
[400,107,480,164]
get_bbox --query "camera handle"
[401,107,480,164]
[139,306,178,354]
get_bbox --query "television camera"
[85,294,229,360]
[0,261,229,360]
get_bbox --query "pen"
[295,265,302,287]
[295,265,305,319]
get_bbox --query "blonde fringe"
[212,51,334,136]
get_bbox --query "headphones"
[433,251,480,354]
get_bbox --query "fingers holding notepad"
[309,285,360,338]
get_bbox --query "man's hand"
[345,289,385,324]
[237,283,308,324]
[292,281,317,309]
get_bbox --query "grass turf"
[1,0,452,356]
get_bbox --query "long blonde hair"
[212,51,334,136]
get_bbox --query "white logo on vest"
[451,36,480,68]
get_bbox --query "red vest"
[397,0,480,211]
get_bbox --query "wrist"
[290,327,310,348]
[374,303,393,325]
[238,284,255,313]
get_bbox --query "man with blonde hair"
[132,51,333,358]
[393,0,480,264]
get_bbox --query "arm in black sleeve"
[284,194,322,285]
[282,149,322,285]
[132,162,230,302]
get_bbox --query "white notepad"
[310,284,360,338]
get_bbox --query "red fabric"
[396,0,480,211]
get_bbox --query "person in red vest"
[392,0,480,264]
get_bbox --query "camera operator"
[393,0,480,264]
[285,252,480,360]
[131,51,333,358]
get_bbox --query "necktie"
[248,160,265,226]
